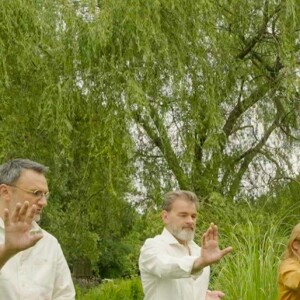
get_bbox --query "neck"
[177,238,188,246]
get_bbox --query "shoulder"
[41,228,59,243]
[140,231,174,254]
[32,222,59,244]
[279,258,300,273]
[142,233,165,247]
[34,227,62,254]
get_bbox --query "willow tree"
[82,0,299,202]
[0,0,299,277]
[0,0,137,277]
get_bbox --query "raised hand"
[0,201,43,268]
[201,223,232,265]
[192,223,232,272]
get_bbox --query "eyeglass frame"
[6,184,50,200]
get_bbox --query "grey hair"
[162,190,199,211]
[0,159,48,184]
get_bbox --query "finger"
[18,201,30,222]
[202,232,207,246]
[29,230,44,243]
[11,202,22,223]
[212,223,218,241]
[221,246,233,257]
[3,208,10,226]
[207,223,215,240]
[25,205,37,224]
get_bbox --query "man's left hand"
[206,290,225,299]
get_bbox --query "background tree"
[0,0,137,278]
[0,0,299,281]
[107,0,300,202]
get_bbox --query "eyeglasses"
[7,184,50,200]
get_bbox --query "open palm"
[201,223,232,265]
[1,202,43,255]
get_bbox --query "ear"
[292,240,299,251]
[0,184,11,201]
[161,210,169,224]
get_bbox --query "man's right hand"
[193,223,232,272]
[0,201,43,269]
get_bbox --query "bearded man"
[139,190,232,300]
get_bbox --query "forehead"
[170,197,197,213]
[16,169,48,187]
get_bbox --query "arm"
[52,244,75,300]
[0,201,43,269]
[192,223,232,273]
[139,239,200,279]
[279,260,300,291]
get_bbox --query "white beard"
[169,225,195,242]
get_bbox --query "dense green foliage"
[76,277,143,300]
[0,0,299,287]
[0,0,138,276]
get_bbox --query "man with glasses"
[0,158,75,300]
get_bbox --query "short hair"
[162,190,199,211]
[0,159,48,185]
[283,223,300,261]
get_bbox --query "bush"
[76,277,143,300]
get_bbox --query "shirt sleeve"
[139,238,202,279]
[52,243,76,300]
[279,260,300,291]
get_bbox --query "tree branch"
[222,83,272,139]
[131,105,191,190]
[227,116,279,197]
[236,2,281,60]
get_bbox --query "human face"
[162,197,197,245]
[7,169,49,222]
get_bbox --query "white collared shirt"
[0,219,75,300]
[139,228,210,300]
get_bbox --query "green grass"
[76,277,143,300]
[211,219,287,299]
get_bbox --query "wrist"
[0,246,16,257]
[192,257,208,273]
[0,244,18,268]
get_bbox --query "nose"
[37,195,48,206]
[186,215,195,224]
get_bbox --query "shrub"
[76,277,143,300]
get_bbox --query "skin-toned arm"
[0,201,43,269]
[192,223,232,273]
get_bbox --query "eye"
[33,190,44,197]
[179,213,187,217]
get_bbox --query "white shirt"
[0,219,75,300]
[139,228,210,300]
